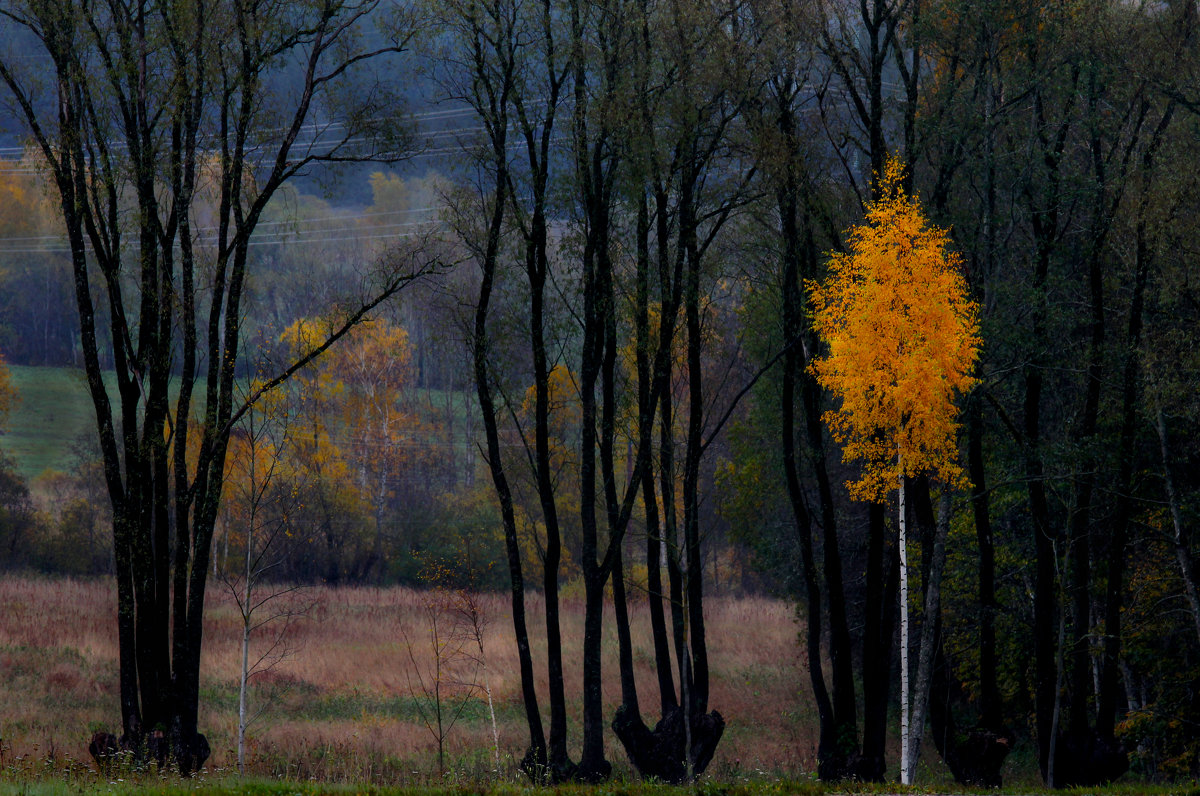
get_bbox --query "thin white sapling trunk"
[238,518,253,774]
[899,457,911,785]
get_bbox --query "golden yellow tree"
[278,316,426,581]
[331,317,423,577]
[808,157,981,785]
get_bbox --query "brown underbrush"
[0,576,815,783]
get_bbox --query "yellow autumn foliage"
[808,157,981,501]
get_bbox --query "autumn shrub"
[0,452,40,568]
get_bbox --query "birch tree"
[220,389,311,775]
[808,157,980,785]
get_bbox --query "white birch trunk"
[238,503,254,774]
[482,667,500,771]
[907,491,950,780]
[899,457,911,785]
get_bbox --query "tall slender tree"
[809,157,980,785]
[0,0,420,769]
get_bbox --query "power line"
[0,226,441,254]
[0,209,446,253]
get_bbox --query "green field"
[0,365,477,482]
[1,365,100,479]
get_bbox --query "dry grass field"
[0,576,816,784]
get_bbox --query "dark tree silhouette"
[0,0,422,770]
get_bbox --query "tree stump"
[939,725,1013,788]
[1048,729,1128,788]
[88,731,119,774]
[612,704,725,784]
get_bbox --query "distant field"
[0,366,476,482]
[2,366,99,479]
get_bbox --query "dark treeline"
[1,0,1199,787]
[439,0,1200,787]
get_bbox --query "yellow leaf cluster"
[808,157,981,502]
[519,363,582,471]
[277,317,441,535]
[0,170,31,237]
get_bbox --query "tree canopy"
[809,158,981,501]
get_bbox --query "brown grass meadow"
[0,576,817,783]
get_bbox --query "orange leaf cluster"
[808,158,981,501]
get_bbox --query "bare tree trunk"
[777,168,841,777]
[1158,410,1200,646]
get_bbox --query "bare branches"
[402,592,493,776]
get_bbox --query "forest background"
[1,0,1200,790]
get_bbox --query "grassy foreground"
[0,771,1197,796]
[0,777,833,796]
[4,577,1186,793]
[0,576,818,786]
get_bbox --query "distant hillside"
[0,365,476,483]
[1,365,98,479]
